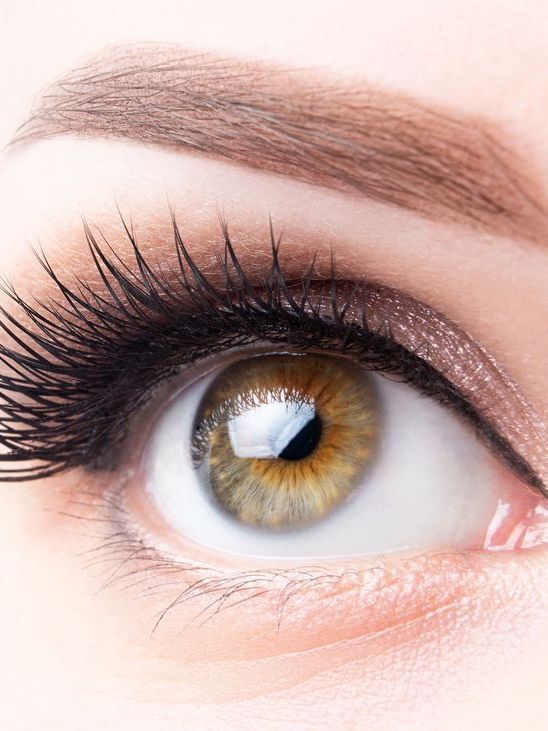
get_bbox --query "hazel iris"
[191,353,379,529]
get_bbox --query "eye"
[1,216,545,564]
[142,350,539,558]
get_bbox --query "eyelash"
[0,214,542,493]
[77,483,357,632]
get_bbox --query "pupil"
[278,413,322,461]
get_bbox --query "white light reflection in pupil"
[227,395,322,461]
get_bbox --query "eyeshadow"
[372,286,543,463]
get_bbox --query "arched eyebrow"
[10,43,547,243]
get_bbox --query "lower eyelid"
[56,464,547,657]
[60,476,548,670]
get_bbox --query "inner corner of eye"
[138,350,545,559]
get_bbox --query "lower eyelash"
[67,484,352,632]
[0,213,542,494]
[64,481,511,639]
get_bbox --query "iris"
[191,353,379,528]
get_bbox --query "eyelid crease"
[0,213,543,495]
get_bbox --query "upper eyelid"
[0,215,544,495]
[8,42,548,245]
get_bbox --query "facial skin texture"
[0,2,547,730]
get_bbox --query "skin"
[0,1,547,729]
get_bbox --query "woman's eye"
[0,217,545,566]
[142,350,544,558]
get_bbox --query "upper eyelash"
[0,214,542,493]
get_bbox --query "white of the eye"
[145,369,501,558]
[228,396,316,458]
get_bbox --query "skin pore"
[0,2,547,730]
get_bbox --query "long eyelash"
[0,215,542,492]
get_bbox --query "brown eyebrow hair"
[11,43,547,242]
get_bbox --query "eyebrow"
[11,44,548,242]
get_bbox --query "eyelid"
[0,215,544,495]
[60,476,548,655]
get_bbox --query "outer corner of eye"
[124,351,547,562]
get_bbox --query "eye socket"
[141,349,539,558]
